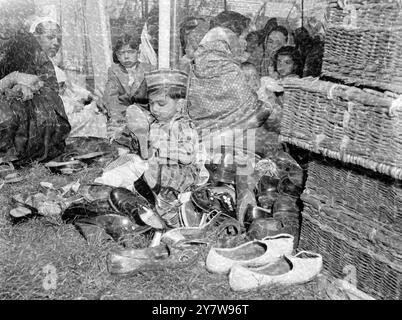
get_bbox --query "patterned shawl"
[188,27,262,134]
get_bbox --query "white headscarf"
[28,4,59,33]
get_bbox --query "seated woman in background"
[244,31,264,76]
[261,25,289,78]
[178,17,209,74]
[0,0,70,165]
[293,27,324,78]
[31,17,108,141]
[103,34,155,140]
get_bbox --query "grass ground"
[0,162,324,300]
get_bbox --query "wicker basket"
[323,0,402,93]
[301,194,402,265]
[305,158,402,234]
[279,77,402,180]
[299,207,402,300]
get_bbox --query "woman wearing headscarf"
[261,23,289,78]
[188,11,272,161]
[0,0,70,165]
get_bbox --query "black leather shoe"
[61,200,117,223]
[191,185,236,218]
[78,184,114,202]
[109,187,167,229]
[75,214,139,242]
[134,174,156,207]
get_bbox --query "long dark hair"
[112,34,141,64]
[210,11,250,36]
[273,46,303,77]
[179,17,206,56]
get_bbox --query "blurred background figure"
[103,33,155,140]
[0,0,70,165]
[30,10,108,140]
[244,31,264,75]
[179,16,209,74]
[261,25,289,78]
[293,26,324,78]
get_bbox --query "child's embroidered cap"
[145,69,188,94]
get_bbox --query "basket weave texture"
[305,159,402,234]
[299,210,402,300]
[279,77,402,179]
[323,0,402,93]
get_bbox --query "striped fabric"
[148,114,202,193]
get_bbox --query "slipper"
[228,251,322,291]
[0,162,25,183]
[61,151,107,163]
[206,233,294,275]
[9,206,42,224]
[0,162,15,179]
[2,172,25,184]
[45,160,87,175]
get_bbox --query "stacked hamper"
[279,0,402,299]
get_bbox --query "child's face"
[276,54,295,78]
[243,66,261,91]
[116,44,138,69]
[149,91,179,122]
[246,35,259,53]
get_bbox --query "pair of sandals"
[44,151,107,175]
[0,162,25,185]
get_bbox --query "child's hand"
[118,93,133,106]
[95,98,111,120]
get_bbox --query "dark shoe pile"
[62,182,167,243]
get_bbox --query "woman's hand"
[9,84,35,101]
[14,72,44,92]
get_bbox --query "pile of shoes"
[61,181,166,243]
[253,151,305,247]
[106,219,244,275]
[189,152,305,247]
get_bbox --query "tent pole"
[158,0,171,69]
[170,0,180,69]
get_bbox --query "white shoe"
[206,233,294,275]
[228,251,323,292]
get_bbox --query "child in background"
[103,34,155,140]
[261,26,289,78]
[241,62,278,106]
[241,62,261,92]
[273,46,303,79]
[244,31,264,75]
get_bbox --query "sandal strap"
[261,233,294,241]
[294,250,322,258]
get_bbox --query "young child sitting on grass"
[126,69,207,227]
